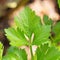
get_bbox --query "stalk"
[30,45,34,60]
[30,33,34,60]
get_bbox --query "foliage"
[0,42,3,60]
[0,6,60,60]
[36,44,60,60]
[5,28,29,47]
[52,22,60,43]
[2,47,27,60]
[58,0,60,8]
[43,15,53,25]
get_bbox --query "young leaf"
[3,47,27,60]
[43,15,53,25]
[4,28,29,47]
[36,44,60,60]
[0,42,3,60]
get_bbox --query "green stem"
[30,45,34,60]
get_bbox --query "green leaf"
[0,42,3,60]
[36,44,60,60]
[14,6,41,39]
[4,28,29,47]
[43,15,53,25]
[14,7,51,45]
[58,0,60,8]
[52,22,60,43]
[3,47,27,60]
[32,25,51,45]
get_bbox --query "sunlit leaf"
[32,25,51,45]
[14,7,51,45]
[5,28,29,47]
